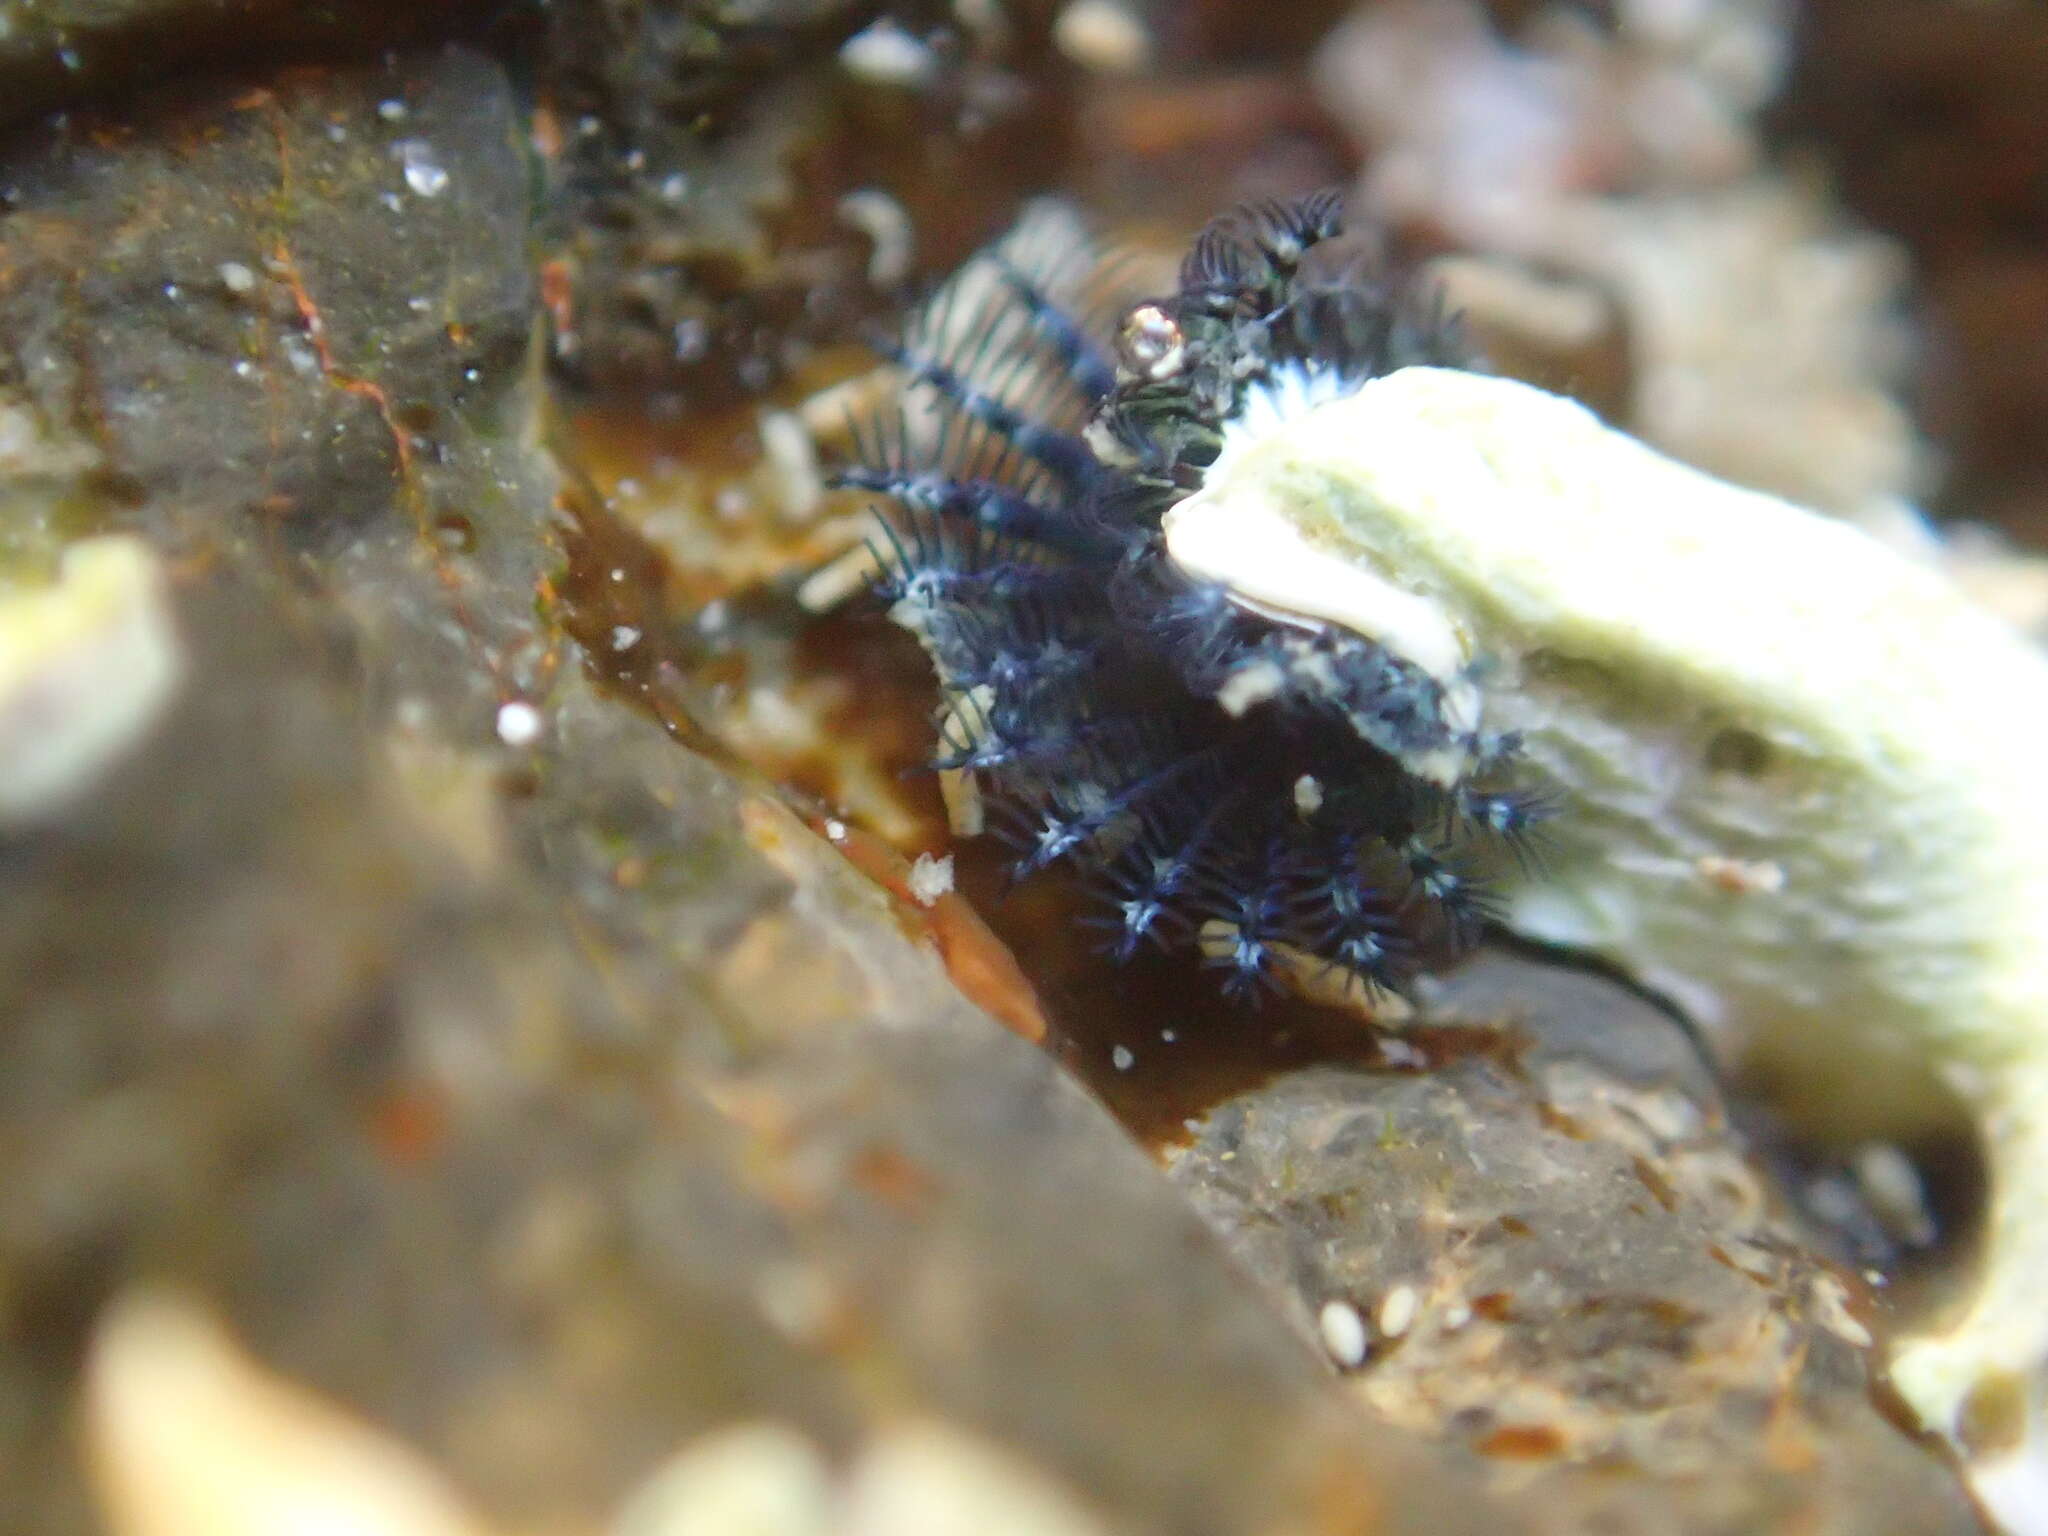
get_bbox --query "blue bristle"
[1201,866,1291,1001]
[990,252,1119,400]
[873,337,1100,490]
[840,466,1122,562]
[840,191,1531,1001]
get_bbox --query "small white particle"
[1318,1300,1369,1368]
[610,625,642,652]
[1293,772,1324,817]
[1160,1029,1177,1043]
[495,701,543,747]
[232,360,256,379]
[1216,657,1285,716]
[162,283,181,301]
[610,567,627,582]
[823,819,848,843]
[377,99,408,122]
[837,188,915,288]
[1110,1044,1135,1072]
[281,334,320,376]
[217,261,256,295]
[839,20,937,86]
[1377,1284,1419,1340]
[1442,1301,1472,1330]
[1053,0,1153,73]
[696,600,730,633]
[396,139,449,198]
[907,851,955,907]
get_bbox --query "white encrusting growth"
[1163,488,1468,685]
[1175,362,2048,1512]
[1164,397,1484,789]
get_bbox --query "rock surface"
[1171,952,1977,1532]
[0,33,1498,1536]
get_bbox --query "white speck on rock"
[907,852,954,907]
[1292,772,1324,817]
[839,20,936,86]
[1053,0,1153,74]
[1318,1300,1369,1368]
[394,140,448,198]
[216,261,256,296]
[837,189,915,288]
[1110,1045,1135,1072]
[1377,1284,1419,1340]
[610,625,642,652]
[495,701,543,747]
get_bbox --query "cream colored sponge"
[1179,364,2048,1497]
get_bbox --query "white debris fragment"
[1377,1284,1419,1341]
[394,139,449,198]
[1110,1045,1134,1072]
[1053,0,1153,74]
[839,20,937,87]
[1318,1300,1369,1368]
[1292,773,1324,817]
[838,189,916,288]
[907,851,955,907]
[494,700,543,747]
